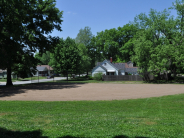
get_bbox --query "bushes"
[93,72,103,81]
[87,75,93,80]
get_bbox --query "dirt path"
[0,83,184,101]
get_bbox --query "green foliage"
[75,26,94,46]
[75,27,93,73]
[93,24,138,62]
[93,72,103,81]
[35,51,51,65]
[87,75,93,80]
[132,2,184,79]
[50,37,82,77]
[77,43,91,74]
[12,54,39,79]
[0,0,63,85]
[1,94,184,137]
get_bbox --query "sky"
[50,0,178,39]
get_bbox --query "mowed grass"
[54,76,144,84]
[0,77,47,83]
[0,79,17,82]
[1,94,184,138]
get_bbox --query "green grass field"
[1,94,184,138]
[0,79,17,82]
[0,77,47,83]
[54,76,144,84]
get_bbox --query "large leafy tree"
[77,43,91,75]
[132,3,184,79]
[94,24,137,63]
[0,0,63,85]
[75,26,94,46]
[50,37,81,81]
[35,51,51,65]
[75,26,94,74]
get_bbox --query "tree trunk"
[87,70,88,76]
[67,70,68,82]
[79,73,80,77]
[6,67,13,86]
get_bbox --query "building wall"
[92,66,106,77]
[101,62,118,75]
[128,63,133,67]
[119,70,125,75]
[102,62,115,71]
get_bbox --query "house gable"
[92,65,107,76]
[101,60,119,71]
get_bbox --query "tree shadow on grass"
[113,136,149,138]
[0,127,150,138]
[0,83,85,98]
[0,127,48,138]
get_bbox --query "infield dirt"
[0,83,184,101]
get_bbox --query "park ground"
[0,82,184,137]
[0,83,184,101]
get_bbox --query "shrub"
[93,72,103,81]
[87,75,93,80]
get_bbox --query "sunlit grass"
[1,94,184,137]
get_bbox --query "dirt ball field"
[0,83,184,101]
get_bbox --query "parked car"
[47,75,54,79]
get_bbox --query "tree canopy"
[50,37,81,80]
[35,51,51,65]
[0,0,63,85]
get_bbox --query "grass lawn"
[1,94,184,137]
[0,77,47,83]
[53,76,144,84]
[0,79,17,82]
[18,76,47,81]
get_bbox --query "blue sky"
[51,0,177,39]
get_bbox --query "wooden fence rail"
[103,75,144,81]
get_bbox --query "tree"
[0,0,63,85]
[75,26,94,46]
[132,4,184,80]
[50,37,81,81]
[94,24,137,63]
[77,43,91,76]
[12,54,39,78]
[35,51,51,65]
[75,26,94,74]
[119,24,138,62]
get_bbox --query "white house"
[92,58,138,77]
[33,65,54,76]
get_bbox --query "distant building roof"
[125,68,138,72]
[94,60,138,73]
[37,65,53,70]
[36,66,48,71]
[127,61,132,64]
[112,63,125,70]
[0,69,7,73]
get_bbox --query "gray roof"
[112,63,125,70]
[127,61,132,64]
[97,61,125,70]
[99,65,107,71]
[125,68,138,72]
[97,62,102,66]
[37,66,47,71]
[94,60,138,73]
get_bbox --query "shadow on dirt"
[0,83,85,98]
[0,127,150,138]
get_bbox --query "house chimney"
[110,57,112,63]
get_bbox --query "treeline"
[37,0,184,80]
